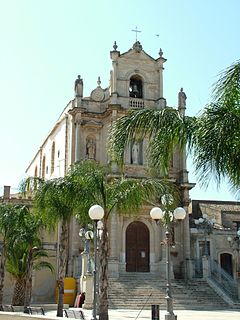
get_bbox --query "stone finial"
[97,76,101,87]
[113,41,118,51]
[133,41,143,53]
[159,48,163,57]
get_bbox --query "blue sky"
[0,0,239,200]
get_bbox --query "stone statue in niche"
[178,88,187,108]
[131,141,140,164]
[86,138,96,160]
[74,75,83,97]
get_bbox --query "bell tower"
[109,41,167,109]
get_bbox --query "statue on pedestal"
[86,138,96,160]
[74,75,83,97]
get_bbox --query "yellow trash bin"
[56,277,77,306]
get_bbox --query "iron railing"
[208,259,238,300]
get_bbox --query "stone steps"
[108,277,230,309]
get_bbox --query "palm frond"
[107,177,178,216]
[109,108,195,174]
[213,60,240,108]
[194,73,240,188]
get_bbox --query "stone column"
[187,258,194,279]
[237,278,240,300]
[112,61,117,93]
[82,274,93,309]
[202,256,209,279]
[110,44,120,95]
[157,49,167,108]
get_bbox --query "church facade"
[25,41,195,295]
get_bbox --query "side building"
[190,199,240,281]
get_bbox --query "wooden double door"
[126,221,150,272]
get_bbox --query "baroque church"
[21,40,240,306]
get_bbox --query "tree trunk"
[12,278,26,306]
[29,274,33,305]
[57,219,68,317]
[24,247,34,313]
[98,221,109,320]
[0,243,6,310]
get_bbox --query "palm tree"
[69,160,176,320]
[29,176,83,317]
[109,60,240,192]
[6,242,53,306]
[0,203,25,309]
[6,205,44,311]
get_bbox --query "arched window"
[129,75,143,98]
[51,142,55,174]
[42,156,46,178]
[34,166,38,177]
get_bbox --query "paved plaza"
[44,308,240,320]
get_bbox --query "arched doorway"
[126,221,149,272]
[220,253,233,276]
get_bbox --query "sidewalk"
[46,308,240,320]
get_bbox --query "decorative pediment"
[120,41,156,62]
[81,120,103,129]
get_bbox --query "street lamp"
[227,229,240,249]
[88,205,104,320]
[150,204,186,320]
[194,214,216,256]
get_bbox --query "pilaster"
[108,209,119,278]
[75,120,81,162]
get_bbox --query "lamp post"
[150,204,186,320]
[88,205,104,320]
[79,227,94,274]
[194,214,216,256]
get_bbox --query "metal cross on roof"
[131,26,141,42]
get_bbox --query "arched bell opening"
[129,76,143,98]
